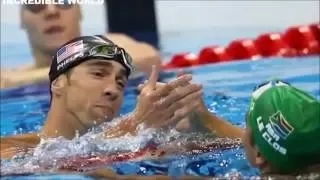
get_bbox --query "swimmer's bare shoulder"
[18,64,36,70]
[0,133,40,159]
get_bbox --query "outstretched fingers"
[144,65,159,91]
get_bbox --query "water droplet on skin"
[75,130,80,139]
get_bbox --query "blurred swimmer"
[1,2,161,88]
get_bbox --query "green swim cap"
[248,80,320,173]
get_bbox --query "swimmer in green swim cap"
[190,79,320,175]
[244,80,320,174]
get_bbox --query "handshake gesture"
[104,65,205,138]
[133,66,204,129]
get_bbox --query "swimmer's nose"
[44,5,60,20]
[103,85,119,101]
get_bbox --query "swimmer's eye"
[117,81,126,90]
[90,70,105,78]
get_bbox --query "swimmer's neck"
[32,47,53,68]
[303,164,320,173]
[262,164,320,176]
[41,100,88,140]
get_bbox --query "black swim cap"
[49,35,133,83]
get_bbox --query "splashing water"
[1,115,242,176]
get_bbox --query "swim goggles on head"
[86,44,134,74]
[88,44,133,72]
[54,43,133,77]
[253,80,291,93]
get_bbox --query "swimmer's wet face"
[54,58,127,127]
[47,35,133,138]
[20,3,81,64]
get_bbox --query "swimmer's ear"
[51,75,68,96]
[246,128,267,168]
[254,147,268,169]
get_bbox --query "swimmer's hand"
[132,65,203,129]
[103,66,202,138]
[169,71,244,138]
[137,71,209,132]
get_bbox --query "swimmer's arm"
[130,42,162,76]
[101,115,139,138]
[0,138,18,159]
[177,100,244,139]
[0,133,39,159]
[0,67,49,89]
[193,110,244,139]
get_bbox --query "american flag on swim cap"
[57,40,84,63]
[49,35,133,84]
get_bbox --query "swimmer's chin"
[91,107,114,120]
[82,116,112,129]
[90,116,112,125]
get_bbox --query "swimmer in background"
[0,35,204,159]
[1,2,161,88]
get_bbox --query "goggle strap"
[93,35,111,44]
[252,80,291,99]
[120,48,133,71]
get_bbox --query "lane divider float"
[163,23,320,69]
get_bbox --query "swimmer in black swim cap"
[1,35,204,159]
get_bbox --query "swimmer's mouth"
[44,26,64,34]
[95,105,114,115]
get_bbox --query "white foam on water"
[1,111,243,176]
[1,115,194,175]
[0,116,154,174]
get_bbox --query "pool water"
[1,52,319,179]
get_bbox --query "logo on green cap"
[269,111,294,140]
[256,111,294,156]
